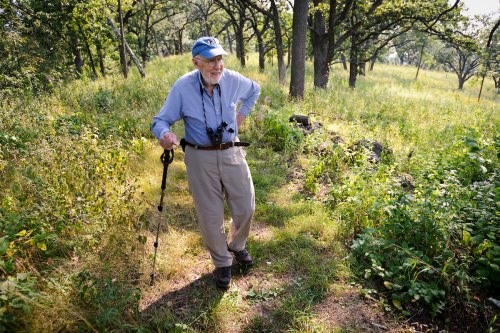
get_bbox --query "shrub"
[351,133,498,316]
[351,191,452,316]
[0,273,39,332]
[260,111,305,152]
[75,269,141,331]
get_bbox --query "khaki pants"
[184,146,255,267]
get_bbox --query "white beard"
[202,70,223,86]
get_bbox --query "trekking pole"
[150,149,174,286]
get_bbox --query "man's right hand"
[159,131,178,150]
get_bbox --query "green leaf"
[462,230,471,245]
[0,237,9,255]
[15,230,27,237]
[476,268,490,277]
[392,299,403,310]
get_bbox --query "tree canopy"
[0,0,497,95]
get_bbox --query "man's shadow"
[141,272,225,329]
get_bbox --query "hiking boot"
[213,266,231,290]
[229,248,253,267]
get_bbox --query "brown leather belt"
[184,141,250,151]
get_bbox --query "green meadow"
[0,54,498,332]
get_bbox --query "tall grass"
[0,53,497,332]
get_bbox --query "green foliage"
[303,137,344,194]
[259,111,305,152]
[351,134,498,316]
[0,273,39,332]
[351,192,451,316]
[75,269,141,331]
[0,52,497,331]
[246,286,284,304]
[0,79,147,328]
[459,171,499,288]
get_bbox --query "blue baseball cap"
[192,37,227,59]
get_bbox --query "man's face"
[193,55,224,86]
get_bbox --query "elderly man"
[151,37,260,290]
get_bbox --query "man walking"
[151,37,260,290]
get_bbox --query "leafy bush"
[75,270,141,331]
[351,134,498,316]
[351,192,452,316]
[0,91,144,328]
[460,172,499,289]
[0,273,39,332]
[302,132,345,194]
[260,111,304,152]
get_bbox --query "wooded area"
[1,0,498,97]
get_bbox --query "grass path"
[132,143,408,332]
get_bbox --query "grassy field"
[0,54,498,332]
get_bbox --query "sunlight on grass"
[3,51,497,332]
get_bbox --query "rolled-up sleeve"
[151,84,183,139]
[238,79,260,117]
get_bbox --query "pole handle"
[160,149,173,190]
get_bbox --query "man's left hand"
[236,112,245,128]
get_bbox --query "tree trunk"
[178,30,184,54]
[270,0,286,84]
[415,42,425,80]
[141,2,152,66]
[235,26,245,67]
[256,34,265,71]
[95,38,106,77]
[118,0,128,78]
[349,61,357,88]
[70,34,84,76]
[348,3,358,88]
[458,76,465,89]
[79,25,97,78]
[359,62,366,76]
[313,43,329,88]
[341,54,348,70]
[311,0,329,88]
[349,33,358,88]
[226,28,233,53]
[107,16,145,78]
[370,56,376,71]
[289,0,308,99]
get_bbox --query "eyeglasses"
[195,56,224,67]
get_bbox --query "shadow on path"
[141,273,224,330]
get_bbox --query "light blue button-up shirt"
[151,69,260,146]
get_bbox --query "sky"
[455,0,499,17]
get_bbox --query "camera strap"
[199,82,224,134]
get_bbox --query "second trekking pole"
[150,149,174,286]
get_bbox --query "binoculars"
[207,122,234,145]
[207,126,224,145]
